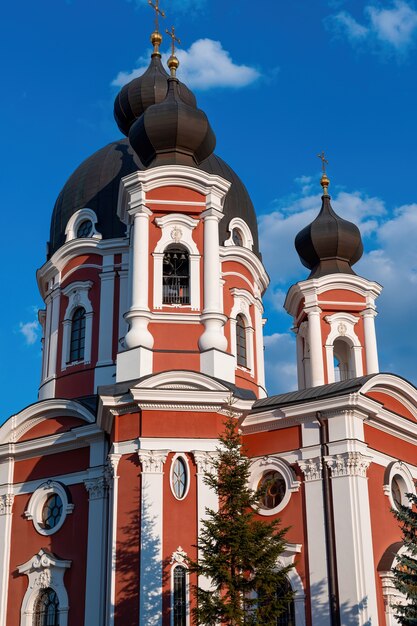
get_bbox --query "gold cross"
[317,151,329,174]
[148,0,165,31]
[166,25,181,56]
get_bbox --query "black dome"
[49,139,260,258]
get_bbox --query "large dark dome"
[49,139,260,258]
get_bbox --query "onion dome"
[113,31,196,137]
[128,53,216,167]
[295,172,363,278]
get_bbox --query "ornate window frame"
[249,456,301,517]
[230,290,255,376]
[324,312,363,383]
[24,480,74,536]
[224,217,254,251]
[383,461,415,511]
[61,281,93,370]
[17,549,71,626]
[64,208,102,243]
[170,453,191,501]
[153,214,201,310]
[170,547,190,626]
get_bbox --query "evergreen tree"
[189,413,293,626]
[392,492,417,625]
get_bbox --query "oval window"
[258,471,286,510]
[42,494,63,530]
[172,457,188,499]
[391,475,406,509]
[76,220,93,238]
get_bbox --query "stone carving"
[138,450,169,473]
[299,458,322,482]
[84,476,108,500]
[192,450,218,475]
[325,452,372,478]
[338,322,347,336]
[171,226,183,243]
[171,546,188,565]
[0,493,14,515]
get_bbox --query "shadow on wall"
[309,579,372,626]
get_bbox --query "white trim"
[324,312,363,383]
[249,456,300,516]
[230,289,255,376]
[97,255,115,367]
[24,480,74,535]
[383,461,416,510]
[224,217,254,251]
[219,247,269,292]
[169,453,191,501]
[64,208,102,242]
[18,549,71,626]
[61,281,94,370]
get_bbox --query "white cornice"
[284,273,383,317]
[220,247,269,291]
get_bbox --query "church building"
[1,14,416,626]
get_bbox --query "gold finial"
[148,0,165,55]
[317,151,330,195]
[166,25,181,77]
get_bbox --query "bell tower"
[284,163,382,389]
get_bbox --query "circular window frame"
[383,461,415,511]
[24,481,74,536]
[249,457,300,517]
[170,454,191,501]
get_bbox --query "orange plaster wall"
[364,423,417,465]
[154,352,200,373]
[61,254,102,279]
[7,484,88,626]
[18,417,87,442]
[55,368,95,399]
[140,410,224,439]
[115,453,141,626]
[114,412,141,442]
[367,391,416,421]
[222,261,254,287]
[162,453,198,625]
[318,289,366,304]
[243,426,301,456]
[147,186,205,203]
[14,447,90,484]
[151,323,201,351]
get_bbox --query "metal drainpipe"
[317,411,341,626]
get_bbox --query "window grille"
[69,307,86,362]
[33,588,60,626]
[275,578,295,626]
[163,247,190,305]
[173,566,187,626]
[236,315,247,367]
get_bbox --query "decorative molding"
[192,450,218,475]
[138,449,169,473]
[84,476,108,500]
[64,207,102,242]
[224,217,254,251]
[0,494,14,515]
[325,452,372,478]
[24,481,74,536]
[250,456,300,516]
[170,546,188,566]
[107,454,122,480]
[298,458,322,482]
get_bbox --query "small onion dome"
[113,37,196,137]
[295,192,363,279]
[128,76,216,167]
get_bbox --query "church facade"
[1,23,416,626]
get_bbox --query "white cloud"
[19,320,40,346]
[263,333,298,394]
[326,1,417,54]
[112,39,260,90]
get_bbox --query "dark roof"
[252,374,378,412]
[49,139,260,258]
[98,369,256,401]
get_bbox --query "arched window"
[69,307,86,363]
[333,338,353,382]
[276,578,295,626]
[236,315,247,367]
[173,565,187,626]
[33,588,60,626]
[163,246,190,305]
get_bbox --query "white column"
[192,451,218,592]
[306,306,325,386]
[325,452,378,625]
[84,476,109,626]
[97,256,115,366]
[118,253,129,344]
[47,285,61,380]
[361,309,379,374]
[0,454,14,626]
[295,330,306,390]
[198,208,227,352]
[138,450,169,626]
[124,206,154,350]
[105,454,121,626]
[254,301,266,395]
[298,457,331,626]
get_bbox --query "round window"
[172,457,188,499]
[41,494,63,530]
[76,220,93,238]
[258,471,286,510]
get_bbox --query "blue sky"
[2,0,417,419]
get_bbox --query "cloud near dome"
[112,38,261,90]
